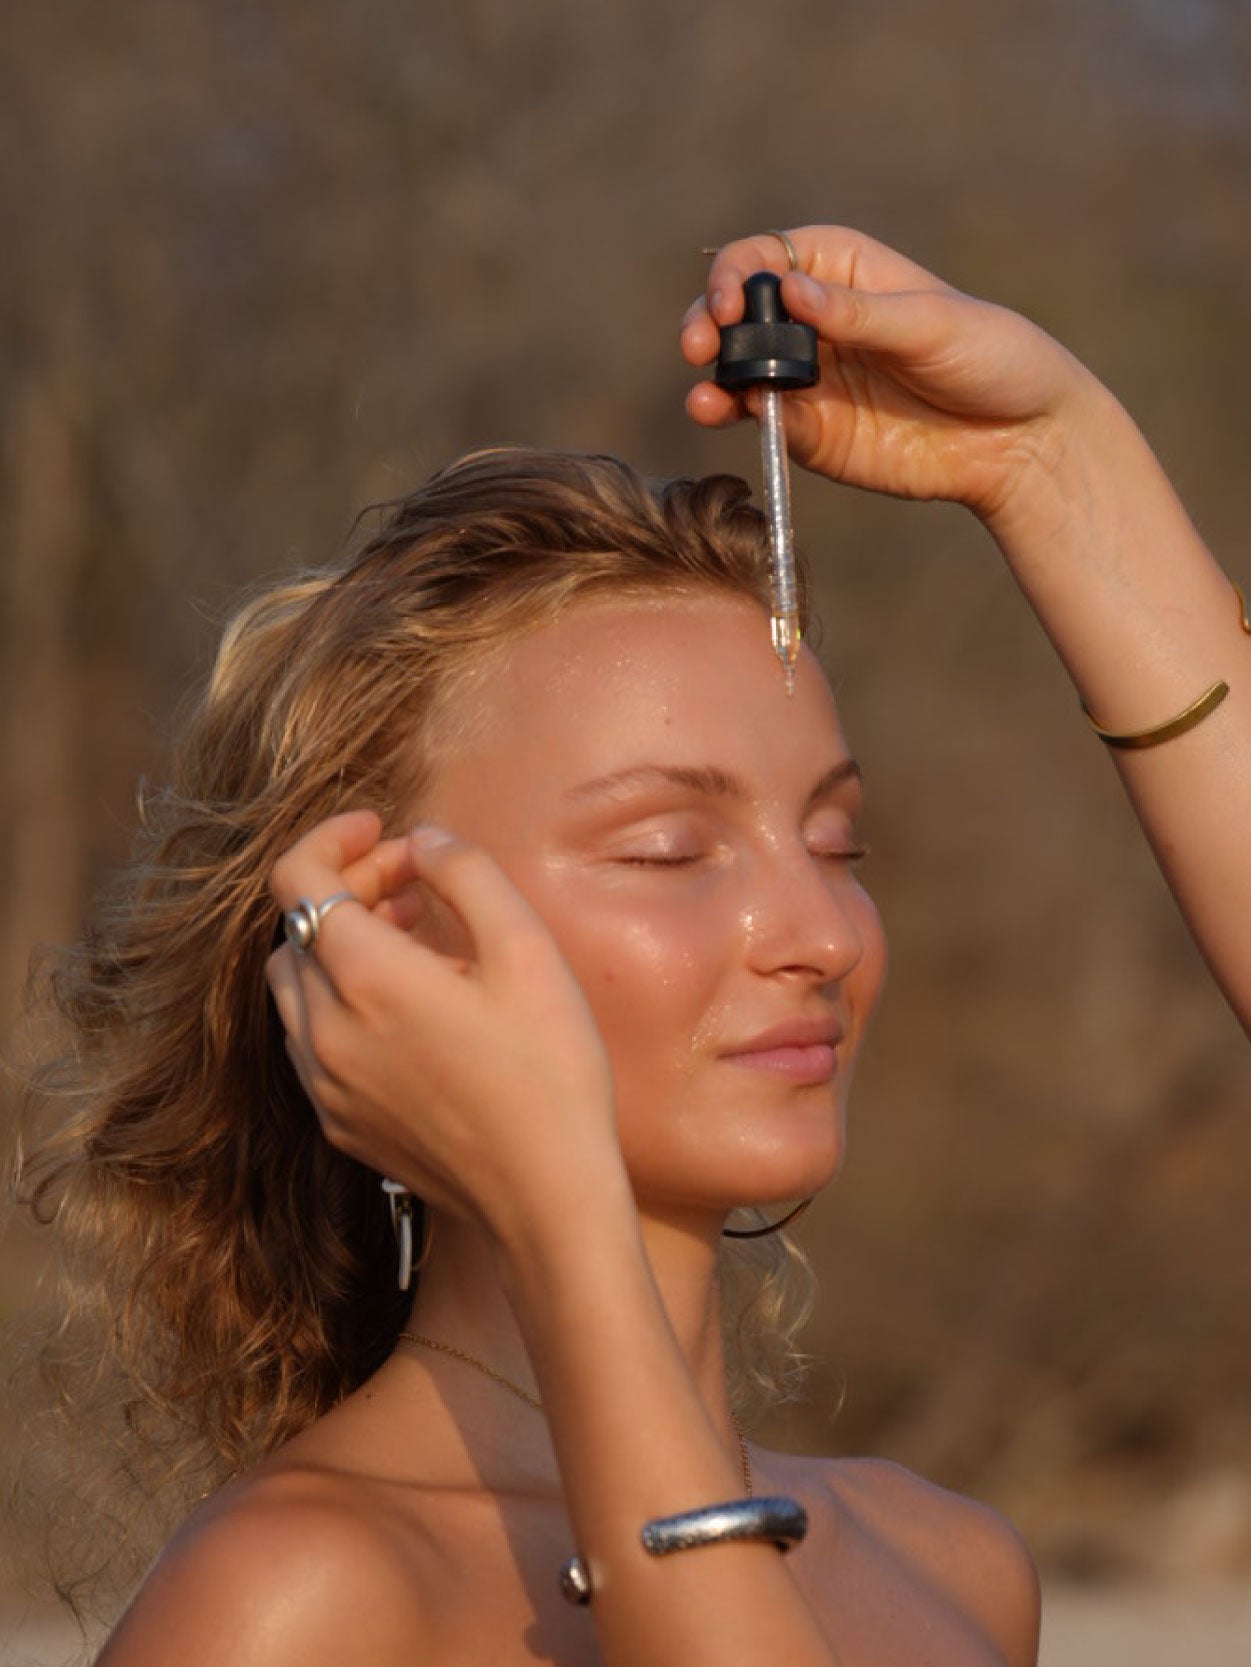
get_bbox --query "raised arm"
[683,226,1251,1032]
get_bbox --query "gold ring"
[765,228,799,271]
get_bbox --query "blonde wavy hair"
[10,447,817,1621]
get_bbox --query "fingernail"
[709,287,726,320]
[410,822,454,851]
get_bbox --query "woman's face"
[420,589,886,1221]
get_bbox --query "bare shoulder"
[95,1467,434,1667]
[816,1455,1041,1667]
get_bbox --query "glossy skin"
[417,591,885,1223]
[246,591,884,1250]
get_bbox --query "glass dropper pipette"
[758,382,801,682]
[714,271,819,693]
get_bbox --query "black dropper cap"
[714,271,819,392]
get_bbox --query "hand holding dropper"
[686,223,1251,1029]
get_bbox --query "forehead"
[424,590,850,812]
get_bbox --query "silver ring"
[283,890,357,954]
[765,228,798,271]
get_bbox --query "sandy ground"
[1038,1583,1251,1667]
[4,1584,1251,1665]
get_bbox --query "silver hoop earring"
[722,1198,813,1239]
[381,1179,432,1289]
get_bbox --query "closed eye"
[617,845,869,869]
[813,845,871,865]
[615,852,704,868]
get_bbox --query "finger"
[269,954,345,1123]
[272,859,464,1015]
[684,380,747,430]
[679,297,720,368]
[284,1032,329,1122]
[303,837,431,939]
[703,225,948,325]
[683,225,913,387]
[685,231,812,380]
[341,834,431,910]
[267,939,362,1122]
[702,230,806,325]
[270,809,383,912]
[791,223,946,291]
[403,824,556,984]
[281,1025,366,1160]
[267,940,342,1055]
[780,271,956,363]
[682,225,851,383]
[266,941,304,1033]
[270,811,400,976]
[375,882,430,934]
[267,943,329,1096]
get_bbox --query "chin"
[621,1086,848,1212]
[630,1144,844,1223]
[745,1152,844,1208]
[717,1121,847,1211]
[744,1094,847,1182]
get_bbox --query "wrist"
[965,365,1239,731]
[488,1152,643,1304]
[978,366,1135,559]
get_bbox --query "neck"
[405,1206,733,1422]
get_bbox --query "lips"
[719,1017,844,1084]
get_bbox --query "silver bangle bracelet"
[558,1495,808,1606]
[642,1495,808,1557]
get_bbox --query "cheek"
[547,893,731,1075]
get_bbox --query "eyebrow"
[565,758,862,812]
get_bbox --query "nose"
[741,845,872,985]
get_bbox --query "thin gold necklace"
[398,1330,753,1496]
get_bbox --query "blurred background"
[2,0,1250,1657]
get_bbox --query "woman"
[19,225,1250,1667]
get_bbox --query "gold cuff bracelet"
[1084,679,1230,749]
[1083,578,1249,750]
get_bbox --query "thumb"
[781,270,954,362]
[404,824,561,986]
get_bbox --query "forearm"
[497,1175,840,1667]
[983,374,1251,1031]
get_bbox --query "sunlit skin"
[417,588,887,1230]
